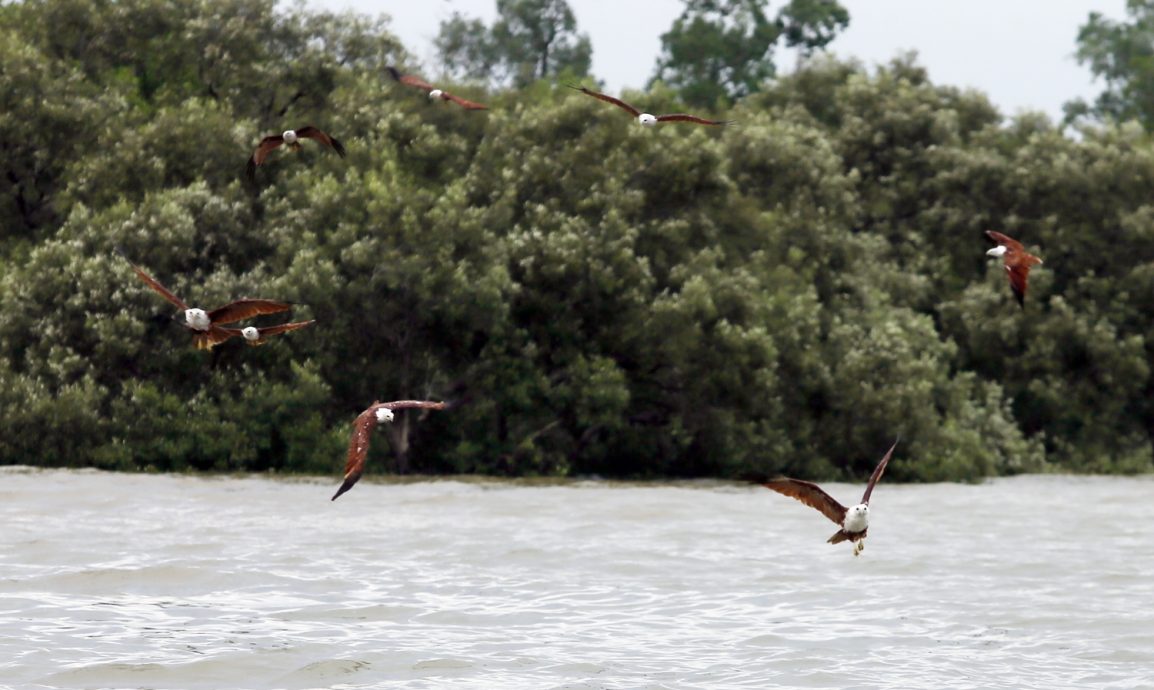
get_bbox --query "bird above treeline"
[566,84,733,127]
[246,125,346,183]
[386,66,488,110]
[762,439,899,556]
[985,230,1044,308]
[331,400,451,501]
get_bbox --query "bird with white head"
[567,84,733,127]
[386,66,488,110]
[763,439,899,556]
[119,249,294,350]
[331,399,450,500]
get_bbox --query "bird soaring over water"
[566,84,733,127]
[386,67,488,110]
[762,440,899,556]
[984,230,1044,308]
[246,125,346,182]
[331,400,450,501]
[120,251,294,350]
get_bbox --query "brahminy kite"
[763,439,899,556]
[331,400,449,501]
[567,84,732,127]
[985,230,1044,308]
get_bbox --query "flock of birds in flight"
[120,68,1046,555]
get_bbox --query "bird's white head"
[638,113,657,126]
[185,308,210,331]
[986,245,1007,258]
[241,326,260,341]
[844,503,870,532]
[375,407,395,424]
[429,89,443,100]
[282,129,298,143]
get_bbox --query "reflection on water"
[2,468,1152,689]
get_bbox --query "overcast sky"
[305,0,1127,121]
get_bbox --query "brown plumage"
[386,66,488,110]
[220,320,316,346]
[332,400,450,501]
[120,251,294,350]
[566,84,733,126]
[246,125,346,182]
[985,230,1044,308]
[763,440,898,554]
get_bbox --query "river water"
[1,468,1151,689]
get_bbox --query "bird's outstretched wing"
[332,406,380,501]
[219,319,315,346]
[121,253,189,311]
[441,92,488,110]
[655,113,733,126]
[860,439,898,505]
[295,125,346,157]
[1005,264,1032,308]
[387,66,437,91]
[567,84,641,118]
[331,400,450,501]
[246,135,285,180]
[207,299,293,325]
[192,325,240,350]
[764,478,848,526]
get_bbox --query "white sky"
[305,0,1128,121]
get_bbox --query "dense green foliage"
[1,0,1151,482]
[652,0,849,109]
[1069,0,1154,129]
[435,0,591,88]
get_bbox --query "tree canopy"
[435,0,592,88]
[1069,0,1154,129]
[1,0,1151,483]
[651,0,849,109]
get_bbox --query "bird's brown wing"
[860,439,898,505]
[441,91,488,110]
[655,113,733,126]
[378,400,450,413]
[387,66,438,91]
[984,230,1025,253]
[218,319,315,345]
[332,406,380,501]
[1004,264,1032,308]
[124,258,189,311]
[567,84,641,117]
[251,319,315,337]
[295,125,346,157]
[192,325,240,350]
[764,479,848,526]
[247,135,285,180]
[207,299,292,325]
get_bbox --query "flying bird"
[985,230,1044,308]
[763,439,899,556]
[332,400,450,501]
[246,125,346,182]
[386,67,488,110]
[221,320,316,346]
[566,84,733,127]
[120,251,294,350]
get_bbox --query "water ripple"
[1,469,1151,689]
